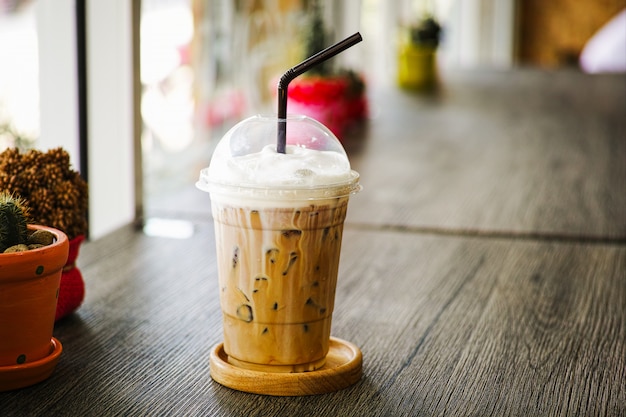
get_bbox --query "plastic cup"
[197,115,360,372]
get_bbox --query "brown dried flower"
[0,147,88,239]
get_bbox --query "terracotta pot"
[0,225,69,367]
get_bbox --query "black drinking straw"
[276,32,363,154]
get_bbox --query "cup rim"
[197,170,361,201]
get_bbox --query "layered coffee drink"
[198,115,360,373]
[212,196,349,372]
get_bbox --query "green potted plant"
[0,192,68,391]
[0,147,88,321]
[287,0,368,137]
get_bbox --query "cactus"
[0,192,30,253]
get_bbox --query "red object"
[55,235,85,321]
[287,75,368,137]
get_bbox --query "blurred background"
[0,0,624,238]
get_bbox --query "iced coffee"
[197,115,360,372]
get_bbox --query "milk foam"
[196,115,360,202]
[208,144,353,188]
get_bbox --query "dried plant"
[0,147,88,240]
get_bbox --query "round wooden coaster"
[209,337,362,396]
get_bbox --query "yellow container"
[397,36,438,90]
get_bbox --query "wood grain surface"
[2,69,624,416]
[346,70,626,241]
[2,222,624,416]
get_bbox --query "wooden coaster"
[209,337,362,396]
[0,337,62,392]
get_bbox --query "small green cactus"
[0,192,30,253]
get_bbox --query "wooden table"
[3,69,625,416]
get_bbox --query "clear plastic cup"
[197,115,360,372]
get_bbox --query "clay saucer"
[210,337,362,396]
[0,337,62,392]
